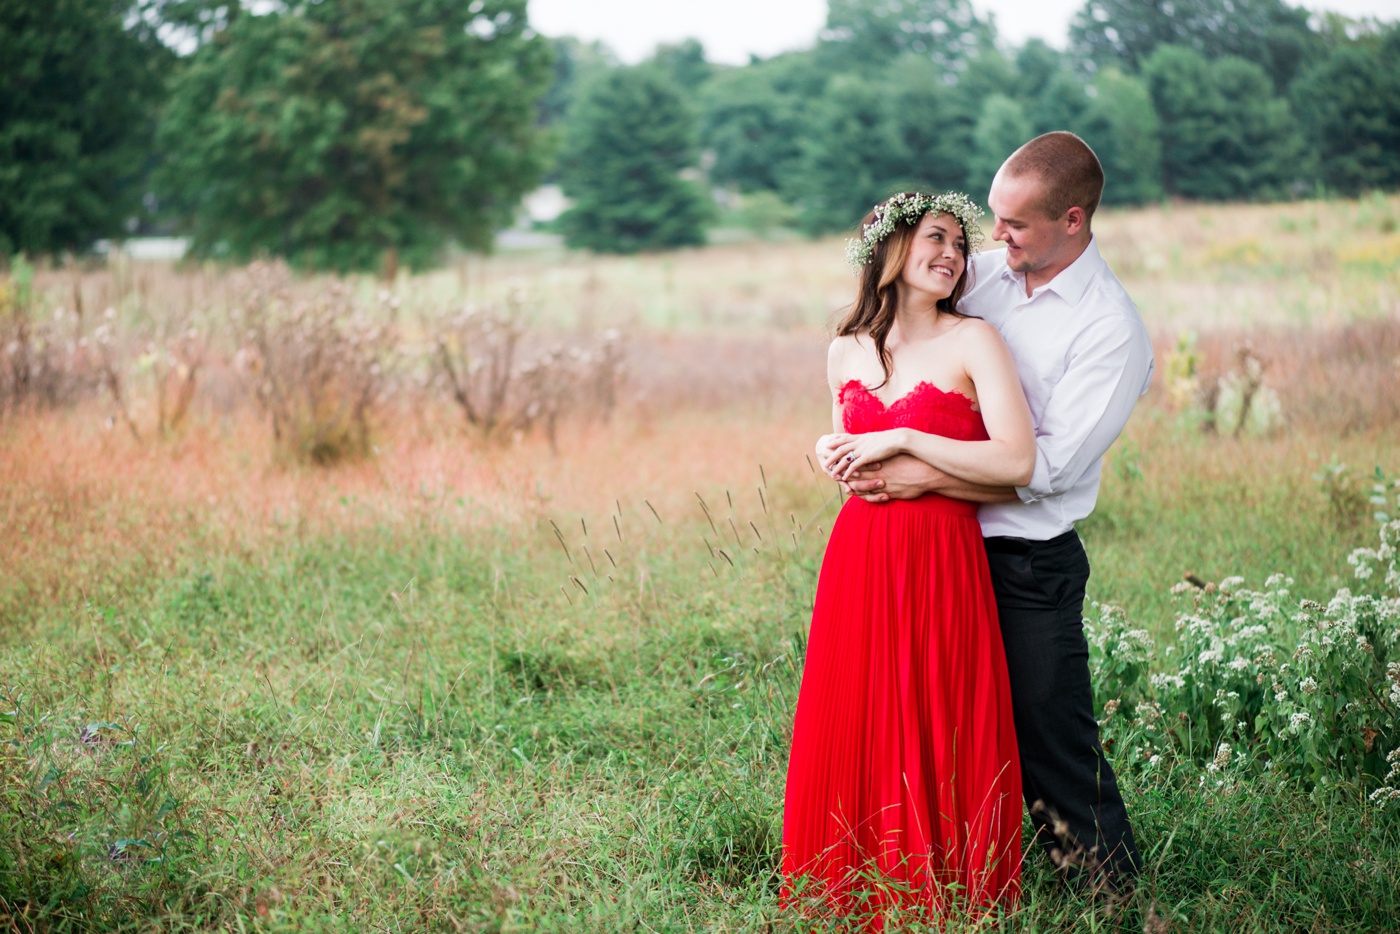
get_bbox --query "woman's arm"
[815,339,849,478]
[828,322,1036,487]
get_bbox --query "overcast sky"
[528,0,1400,65]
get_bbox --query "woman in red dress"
[783,192,1033,923]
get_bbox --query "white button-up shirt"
[961,237,1154,541]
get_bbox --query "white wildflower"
[1299,677,1318,695]
[1151,673,1186,692]
[1212,743,1232,771]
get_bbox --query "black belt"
[983,528,1078,555]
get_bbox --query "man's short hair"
[1002,131,1105,223]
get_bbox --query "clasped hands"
[816,430,941,504]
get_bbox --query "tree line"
[2,0,1397,266]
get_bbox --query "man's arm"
[1014,315,1152,504]
[844,454,1018,504]
[847,314,1151,506]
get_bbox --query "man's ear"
[1064,206,1087,236]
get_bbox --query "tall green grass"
[3,427,1398,931]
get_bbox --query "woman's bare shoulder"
[953,317,1009,351]
[827,333,868,366]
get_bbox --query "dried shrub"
[431,294,624,449]
[1185,320,1400,436]
[1,259,101,417]
[235,264,395,465]
[91,308,205,442]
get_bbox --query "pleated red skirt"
[782,492,1022,921]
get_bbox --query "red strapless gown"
[782,380,1022,921]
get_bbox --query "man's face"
[987,171,1070,277]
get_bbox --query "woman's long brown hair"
[834,201,975,389]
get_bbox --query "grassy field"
[2,194,1399,931]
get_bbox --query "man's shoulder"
[1070,253,1143,329]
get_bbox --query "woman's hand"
[815,433,845,479]
[823,430,908,481]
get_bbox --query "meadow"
[2,193,1399,931]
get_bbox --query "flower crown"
[844,191,986,272]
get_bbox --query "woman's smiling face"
[900,212,967,302]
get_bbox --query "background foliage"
[2,0,1398,259]
[155,0,551,272]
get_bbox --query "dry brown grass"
[4,194,1399,618]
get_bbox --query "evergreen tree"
[0,0,171,255]
[156,0,552,272]
[1291,31,1400,195]
[1143,45,1303,200]
[558,65,712,253]
[965,95,1032,191]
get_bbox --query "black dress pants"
[983,529,1141,885]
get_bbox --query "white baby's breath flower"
[845,191,985,271]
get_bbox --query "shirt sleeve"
[1016,314,1153,504]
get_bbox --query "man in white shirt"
[843,132,1153,891]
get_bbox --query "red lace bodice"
[838,379,989,442]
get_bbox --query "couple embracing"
[782,132,1154,920]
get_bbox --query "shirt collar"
[996,235,1103,305]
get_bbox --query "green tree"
[539,36,617,129]
[1031,69,1092,137]
[965,94,1032,191]
[0,0,171,255]
[156,0,552,272]
[699,65,806,193]
[558,65,712,253]
[784,74,906,235]
[1078,69,1162,205]
[820,0,995,74]
[1291,31,1400,195]
[1014,38,1064,92]
[649,39,713,93]
[1143,44,1303,200]
[1069,0,1317,90]
[878,54,980,195]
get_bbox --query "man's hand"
[844,454,944,503]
